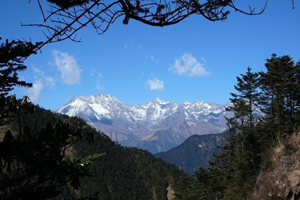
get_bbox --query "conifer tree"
[226,67,261,130]
[0,38,40,126]
[174,173,193,200]
[0,38,39,96]
[200,67,262,199]
[260,54,300,139]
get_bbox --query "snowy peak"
[139,98,178,122]
[153,98,170,105]
[182,100,191,106]
[78,93,121,106]
[57,93,231,153]
[58,93,228,124]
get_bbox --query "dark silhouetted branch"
[23,0,268,50]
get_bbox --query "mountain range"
[57,93,232,153]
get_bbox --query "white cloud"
[89,68,104,90]
[151,55,159,64]
[32,66,44,76]
[169,53,210,77]
[147,78,164,91]
[25,66,55,103]
[96,84,104,90]
[32,66,55,89]
[26,80,43,103]
[96,73,104,90]
[90,68,96,76]
[52,50,81,84]
[45,76,55,88]
[97,73,103,79]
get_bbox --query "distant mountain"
[57,93,232,153]
[131,129,187,154]
[155,133,226,175]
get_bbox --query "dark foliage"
[7,104,185,200]
[0,98,104,200]
[47,0,89,9]
[0,38,41,96]
[174,54,300,199]
[0,38,41,126]
[73,127,185,200]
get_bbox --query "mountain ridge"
[155,133,226,175]
[57,93,232,153]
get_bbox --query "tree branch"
[23,0,268,51]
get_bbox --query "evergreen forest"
[175,54,300,199]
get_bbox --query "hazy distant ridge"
[156,133,226,175]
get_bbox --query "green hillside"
[3,105,185,200]
[72,121,185,199]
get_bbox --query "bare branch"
[228,0,268,16]
[292,0,295,9]
[23,0,268,50]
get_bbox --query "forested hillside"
[5,105,185,200]
[156,133,226,175]
[174,54,300,200]
[72,118,185,199]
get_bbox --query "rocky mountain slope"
[155,133,226,175]
[248,132,300,199]
[57,93,232,153]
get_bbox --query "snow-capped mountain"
[57,93,232,153]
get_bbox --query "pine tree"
[226,67,261,130]
[260,54,300,140]
[0,38,42,126]
[0,38,40,96]
[207,67,262,199]
[174,173,192,200]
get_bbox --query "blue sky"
[1,1,300,110]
